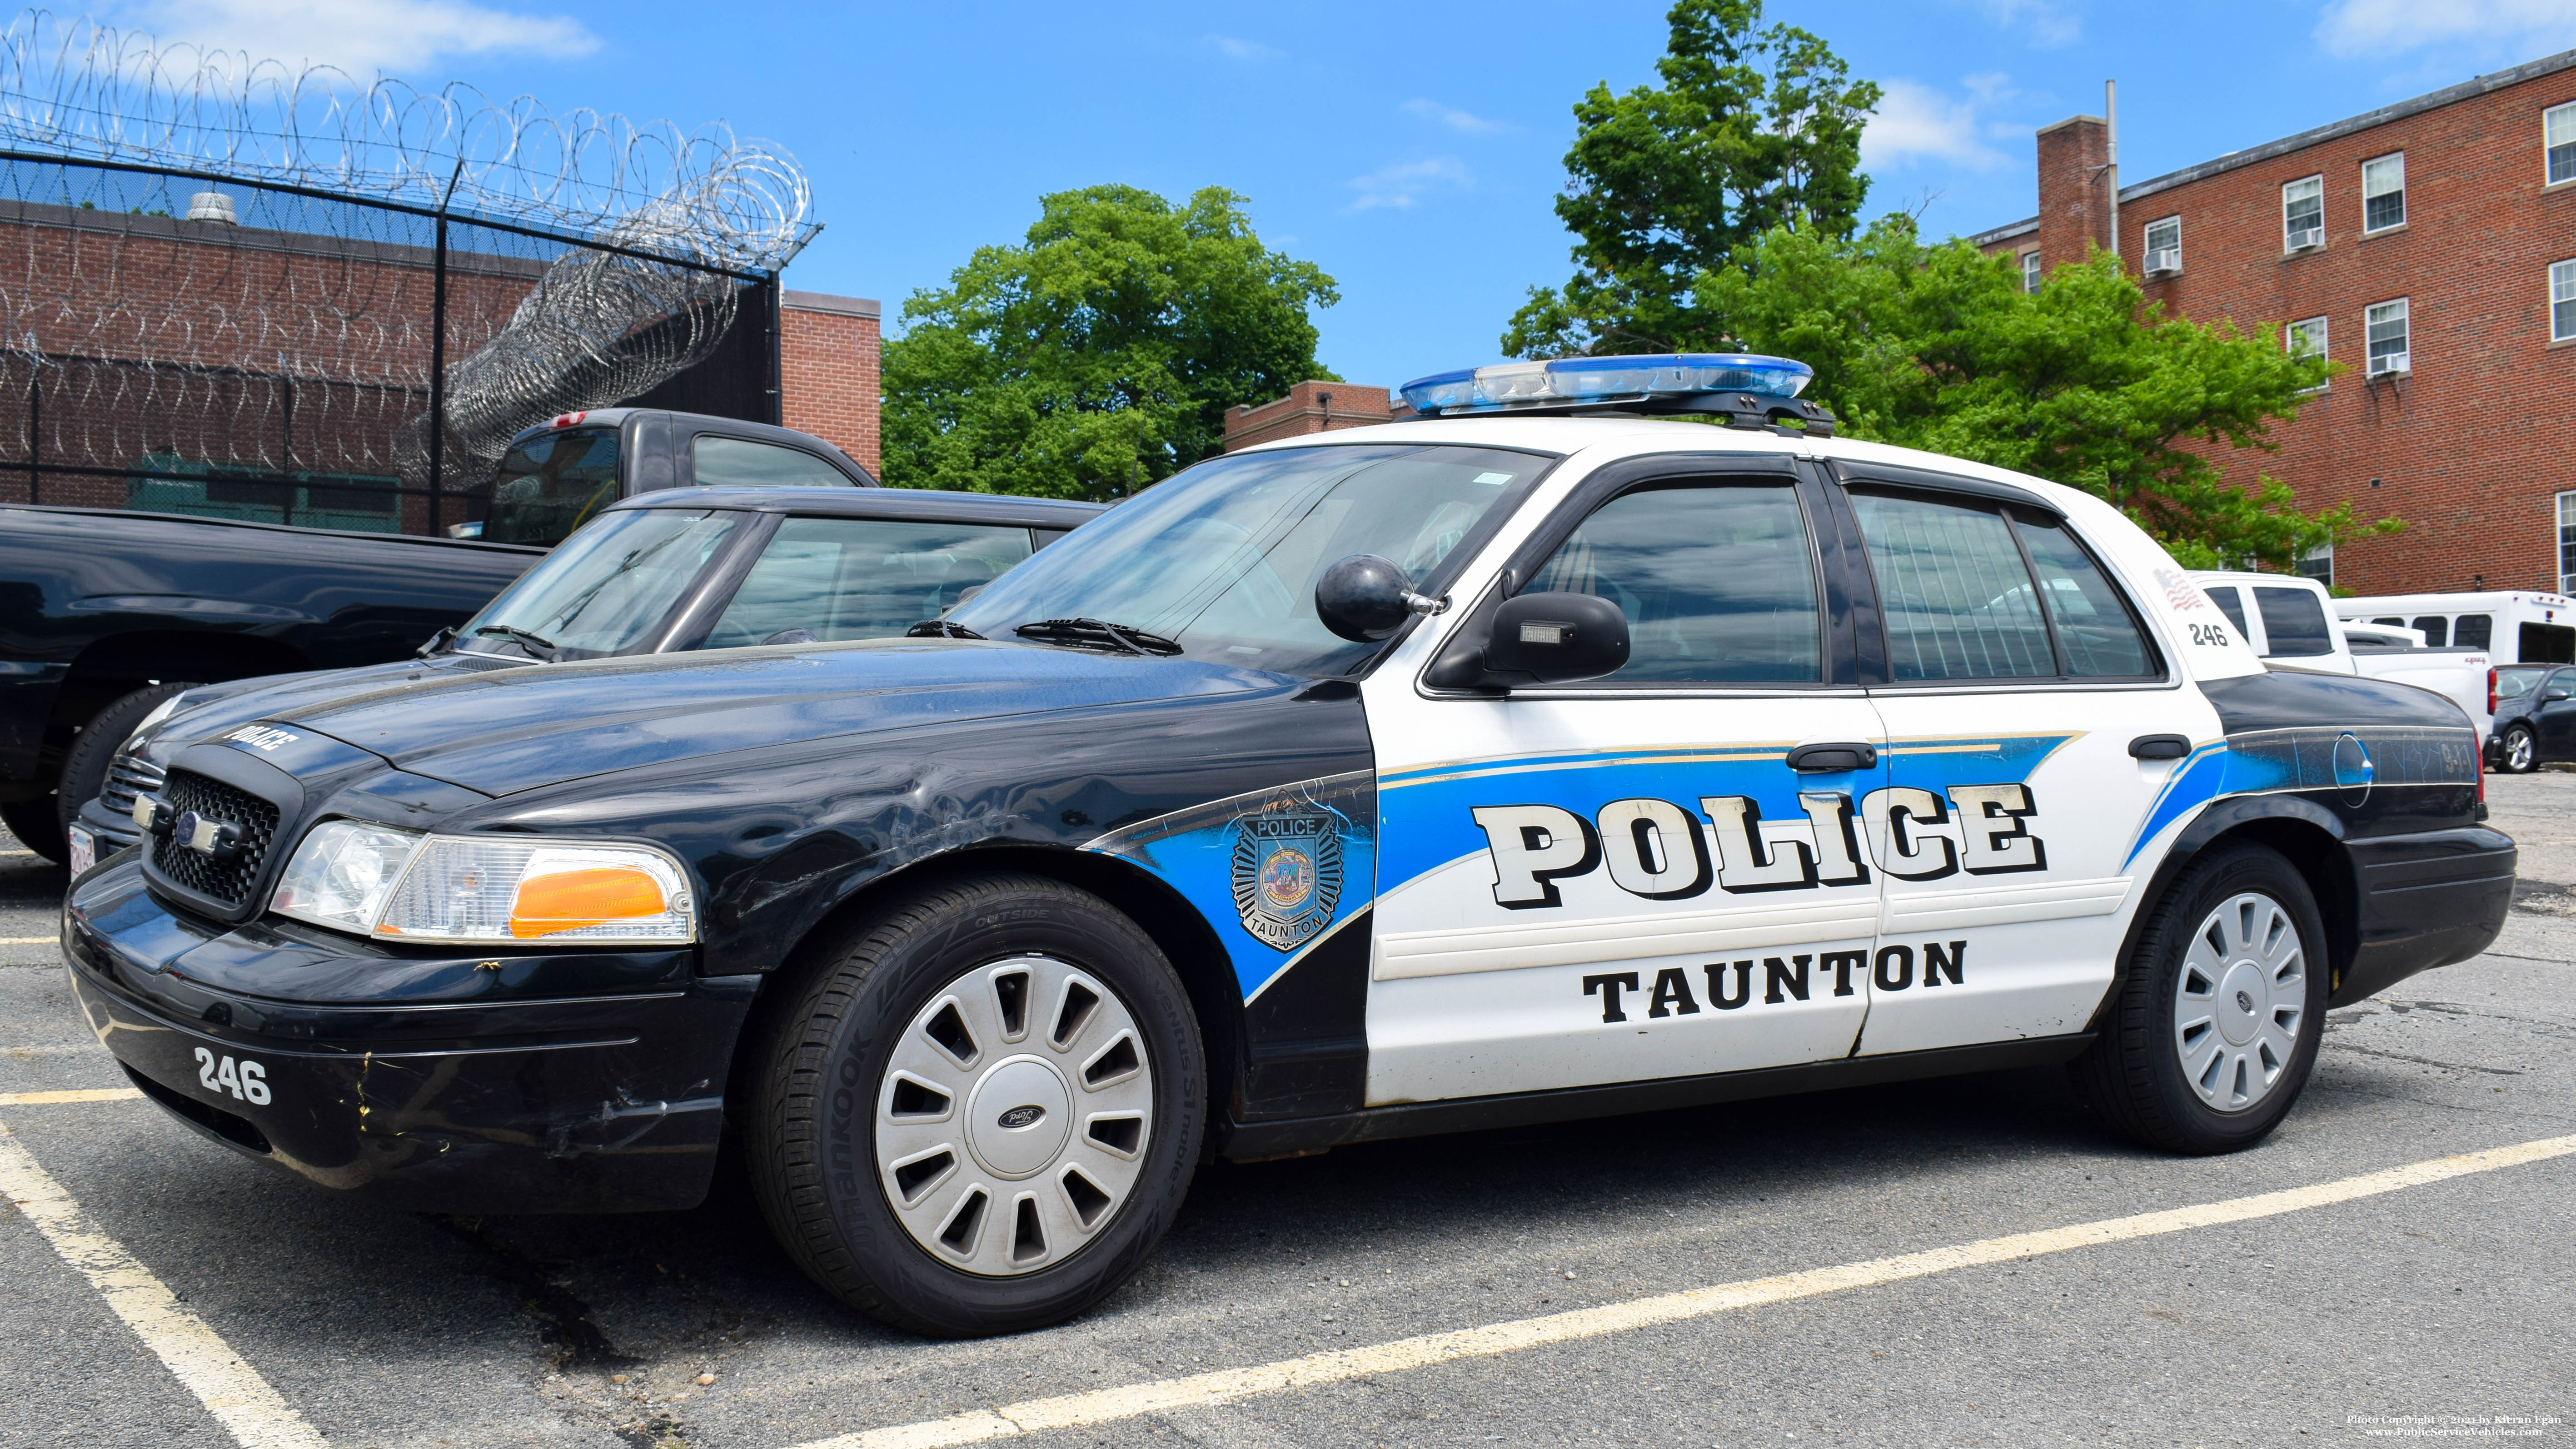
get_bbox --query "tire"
[745,872,1206,1336]
[2498,723,2538,774]
[55,682,202,851]
[2074,842,2329,1154]
[0,796,62,863]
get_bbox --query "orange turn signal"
[508,866,667,939]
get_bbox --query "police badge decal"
[1230,808,1344,951]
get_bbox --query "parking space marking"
[808,1132,2576,1449]
[0,935,56,944]
[0,1088,140,1105]
[0,1121,326,1448]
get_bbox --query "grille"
[147,769,282,908]
[100,753,166,818]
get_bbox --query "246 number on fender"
[193,1046,270,1106]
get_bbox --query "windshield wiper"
[473,623,562,662]
[905,620,986,640]
[1012,617,1184,657]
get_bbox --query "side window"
[2011,516,2157,676]
[2455,613,2494,650]
[2209,586,2252,641]
[703,518,1035,648]
[1528,479,1821,683]
[1849,492,2053,680]
[692,435,857,488]
[2253,585,2335,657]
[2410,615,2450,647]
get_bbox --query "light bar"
[1398,354,1814,417]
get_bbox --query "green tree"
[1502,0,1879,360]
[1693,218,2397,570]
[882,184,1338,500]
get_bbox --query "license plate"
[65,825,93,876]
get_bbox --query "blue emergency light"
[1397,353,1833,434]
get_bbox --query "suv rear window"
[478,429,620,546]
[2253,585,2335,657]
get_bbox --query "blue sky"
[96,0,2576,390]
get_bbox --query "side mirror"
[1315,554,1445,642]
[1484,592,1630,684]
[2546,687,2571,702]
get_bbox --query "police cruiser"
[63,355,2513,1336]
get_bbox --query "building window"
[2142,215,2181,274]
[2561,493,2576,595]
[2549,102,2576,184]
[2554,260,2576,342]
[2286,316,2329,389]
[2366,299,2411,375]
[2021,249,2041,294]
[2296,543,2333,587]
[2283,175,2325,250]
[2362,153,2406,233]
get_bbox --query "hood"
[147,654,532,763]
[271,639,1282,796]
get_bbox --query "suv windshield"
[476,428,621,546]
[945,443,1544,676]
[457,508,739,660]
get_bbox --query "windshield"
[457,508,739,660]
[2496,666,2551,702]
[945,443,1543,675]
[474,428,622,546]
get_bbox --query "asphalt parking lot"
[2,781,2568,1449]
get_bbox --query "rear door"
[1831,470,2210,1056]
[1365,457,1887,1104]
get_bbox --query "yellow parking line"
[0,1089,139,1105]
[0,936,57,945]
[0,1121,326,1448]
[806,1133,2576,1449]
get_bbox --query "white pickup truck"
[2190,571,2494,742]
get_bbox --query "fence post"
[428,211,448,535]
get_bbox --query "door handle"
[2129,734,2191,760]
[1786,742,1878,772]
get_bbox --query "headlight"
[123,691,192,753]
[269,821,422,933]
[268,826,695,946]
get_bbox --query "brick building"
[1974,50,2576,595]
[1221,381,1401,451]
[779,290,882,477]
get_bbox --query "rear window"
[692,435,856,488]
[2209,586,2250,639]
[478,429,621,546]
[2253,585,2335,657]
[702,517,1035,648]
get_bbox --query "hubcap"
[875,955,1153,1277]
[2172,891,2306,1112]
[2509,731,2534,770]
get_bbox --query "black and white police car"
[63,355,2514,1335]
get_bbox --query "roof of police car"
[602,485,1106,528]
[1240,413,2088,512]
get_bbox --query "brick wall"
[779,290,881,478]
[1978,51,2576,595]
[1221,381,1395,451]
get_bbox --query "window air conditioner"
[2368,353,2409,377]
[2287,225,2323,251]
[2143,247,2181,276]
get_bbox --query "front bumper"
[62,855,758,1214]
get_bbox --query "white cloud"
[132,0,597,77]
[1400,98,1510,134]
[1205,35,1285,62]
[1958,0,2084,46]
[2317,0,2576,58]
[1862,78,2013,172]
[1348,155,1468,211]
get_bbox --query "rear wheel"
[2075,843,2328,1154]
[746,872,1204,1336]
[2499,723,2538,773]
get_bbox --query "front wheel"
[2074,843,2328,1154]
[2498,724,2538,774]
[746,873,1205,1336]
